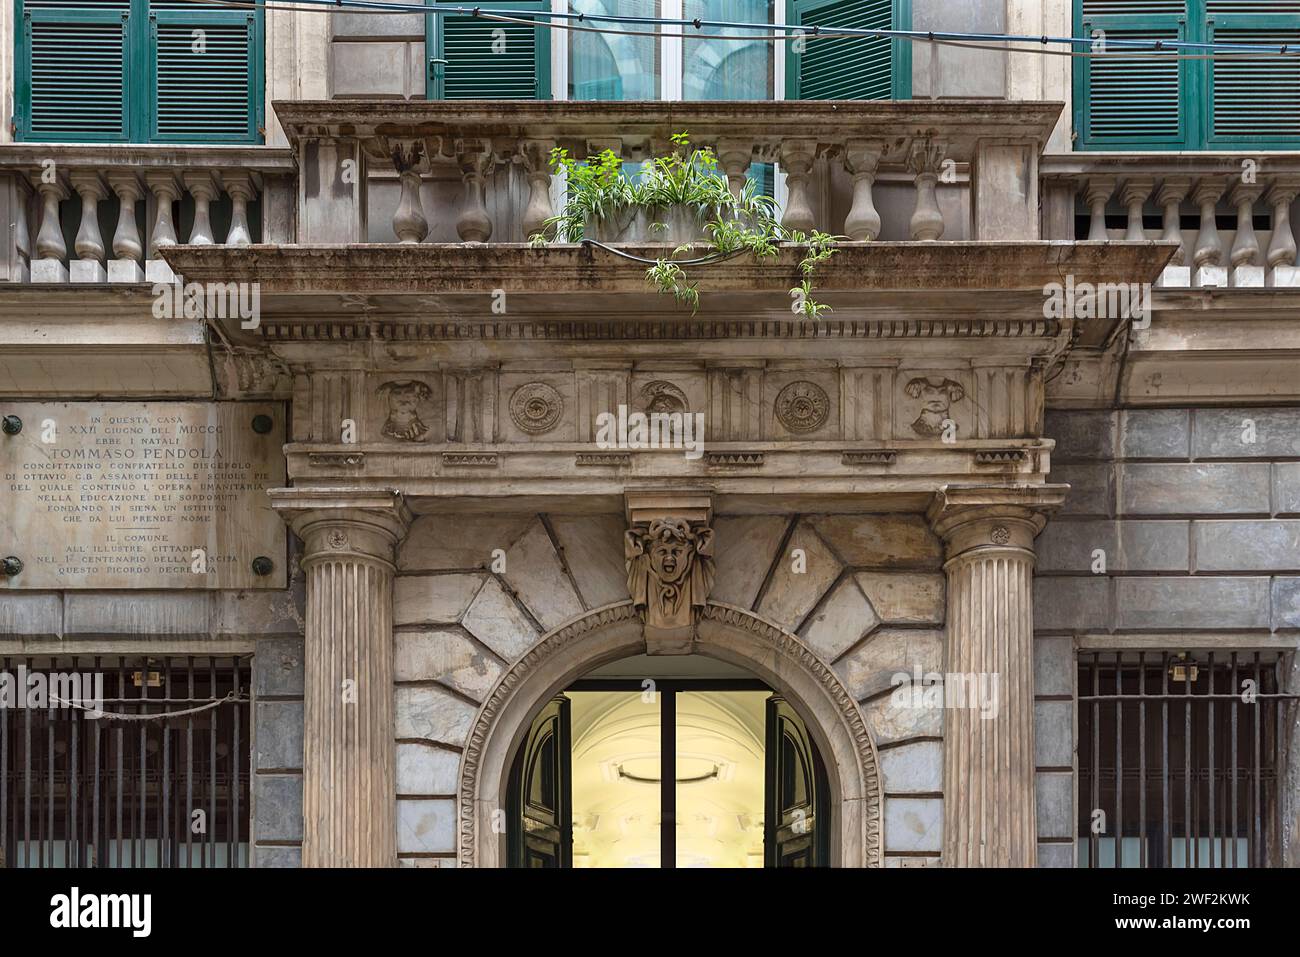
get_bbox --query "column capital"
[268,486,413,565]
[926,484,1068,558]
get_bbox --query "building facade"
[0,0,1297,869]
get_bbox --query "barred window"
[1078,651,1293,868]
[1,656,251,868]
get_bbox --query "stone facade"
[1,0,1296,871]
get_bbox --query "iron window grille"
[1077,650,1295,868]
[1,655,251,868]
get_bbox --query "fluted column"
[270,488,413,868]
[927,485,1066,868]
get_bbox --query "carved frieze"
[508,381,564,435]
[774,380,831,433]
[377,379,435,441]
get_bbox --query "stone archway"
[457,600,884,867]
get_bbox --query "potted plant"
[534,132,839,318]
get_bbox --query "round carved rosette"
[775,380,830,433]
[990,525,1011,545]
[509,382,564,435]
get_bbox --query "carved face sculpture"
[904,376,965,436]
[378,380,433,442]
[649,534,691,584]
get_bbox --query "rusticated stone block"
[397,743,461,796]
[1035,772,1072,840]
[253,774,303,843]
[253,636,304,697]
[1052,464,1114,518]
[709,515,788,609]
[884,797,942,852]
[501,520,584,631]
[255,701,304,771]
[1119,463,1270,516]
[1045,410,1116,461]
[1193,409,1300,459]
[1120,409,1190,460]
[1034,700,1073,767]
[756,522,842,630]
[1037,519,1189,573]
[800,576,879,662]
[1034,635,1074,696]
[1114,577,1270,630]
[394,627,502,702]
[834,628,942,702]
[396,798,456,854]
[879,740,942,793]
[1033,577,1111,632]
[808,514,943,568]
[1194,521,1300,572]
[395,685,477,748]
[394,574,484,626]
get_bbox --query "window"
[1075,0,1300,150]
[787,0,910,100]
[1077,652,1292,868]
[427,0,552,99]
[15,0,264,144]
[1,656,251,869]
[427,0,910,101]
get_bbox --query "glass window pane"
[682,0,774,101]
[570,0,661,100]
[569,690,662,867]
[675,691,768,868]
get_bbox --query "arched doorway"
[506,656,831,868]
[457,601,883,867]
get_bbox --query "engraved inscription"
[0,402,286,589]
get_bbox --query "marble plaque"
[1,402,286,589]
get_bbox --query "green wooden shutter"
[786,0,909,100]
[1205,1,1300,146]
[428,1,551,99]
[18,0,131,142]
[1076,0,1190,149]
[147,1,262,143]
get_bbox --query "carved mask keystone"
[625,517,715,655]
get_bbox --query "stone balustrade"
[1041,154,1300,289]
[0,145,296,284]
[273,99,1062,247]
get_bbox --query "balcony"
[0,145,296,284]
[270,99,1063,247]
[1041,153,1300,289]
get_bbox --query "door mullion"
[661,688,675,869]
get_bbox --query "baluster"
[456,142,493,242]
[520,139,555,241]
[68,171,108,282]
[389,138,428,245]
[1228,182,1264,287]
[1083,177,1116,242]
[1191,177,1227,287]
[30,169,69,283]
[106,171,144,282]
[1154,177,1191,288]
[844,140,883,242]
[144,171,181,283]
[908,139,947,241]
[779,139,817,233]
[1264,180,1299,287]
[716,139,753,201]
[1120,177,1152,242]
[182,172,219,245]
[222,171,255,247]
